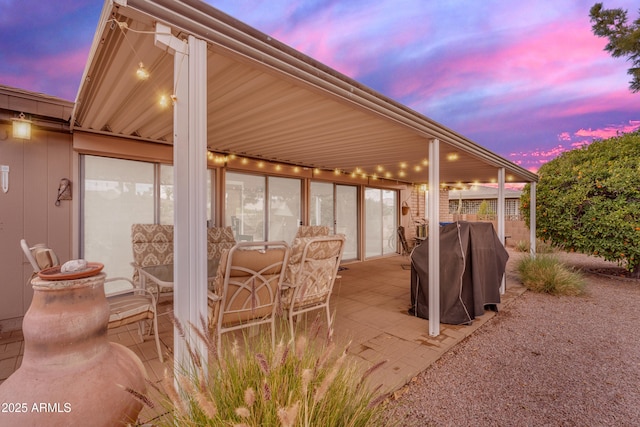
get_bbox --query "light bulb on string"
[136,62,150,80]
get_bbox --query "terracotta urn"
[0,273,147,426]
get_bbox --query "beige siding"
[0,123,72,326]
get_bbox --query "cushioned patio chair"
[131,224,174,299]
[294,225,331,239]
[207,241,289,357]
[280,235,345,339]
[21,238,163,362]
[207,226,236,260]
[106,283,163,362]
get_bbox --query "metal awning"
[72,0,537,186]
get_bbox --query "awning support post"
[498,168,506,294]
[428,138,440,336]
[529,182,537,257]
[156,24,209,371]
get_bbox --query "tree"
[521,131,640,277]
[590,3,640,92]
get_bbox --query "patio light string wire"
[109,19,181,106]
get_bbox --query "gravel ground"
[383,251,640,426]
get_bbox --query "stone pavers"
[1,250,525,424]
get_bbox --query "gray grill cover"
[410,221,509,325]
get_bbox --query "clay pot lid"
[38,262,104,281]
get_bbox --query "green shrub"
[520,131,640,277]
[146,318,386,427]
[517,255,585,296]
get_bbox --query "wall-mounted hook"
[55,178,72,206]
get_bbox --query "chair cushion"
[208,246,287,328]
[131,224,175,290]
[295,225,330,238]
[107,293,153,328]
[32,247,56,270]
[282,258,336,306]
[288,236,343,264]
[207,226,236,260]
[282,236,344,308]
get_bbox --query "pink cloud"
[2,48,89,100]
[574,121,640,139]
[507,119,640,173]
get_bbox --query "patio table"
[137,258,220,293]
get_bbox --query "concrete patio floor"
[0,249,526,424]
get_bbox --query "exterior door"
[310,182,358,261]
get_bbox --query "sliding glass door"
[225,172,301,242]
[309,182,358,261]
[82,155,213,283]
[365,187,398,258]
[83,156,155,279]
[268,176,301,243]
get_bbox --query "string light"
[136,62,149,80]
[110,19,176,108]
[158,94,170,108]
[203,151,429,184]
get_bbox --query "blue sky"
[1,0,638,171]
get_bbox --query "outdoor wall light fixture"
[12,113,31,140]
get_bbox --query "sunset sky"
[1,0,638,172]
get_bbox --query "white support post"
[428,139,440,337]
[156,25,208,370]
[529,182,537,257]
[497,168,506,294]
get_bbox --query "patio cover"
[409,221,509,325]
[69,0,538,365]
[71,0,538,186]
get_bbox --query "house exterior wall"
[400,187,450,242]
[0,123,73,329]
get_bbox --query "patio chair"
[20,239,59,274]
[294,225,331,239]
[207,241,290,357]
[207,226,236,260]
[20,238,163,362]
[131,224,174,298]
[397,226,415,256]
[280,235,345,339]
[106,283,163,362]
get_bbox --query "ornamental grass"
[139,315,386,427]
[517,254,585,296]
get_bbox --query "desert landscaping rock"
[383,251,640,426]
